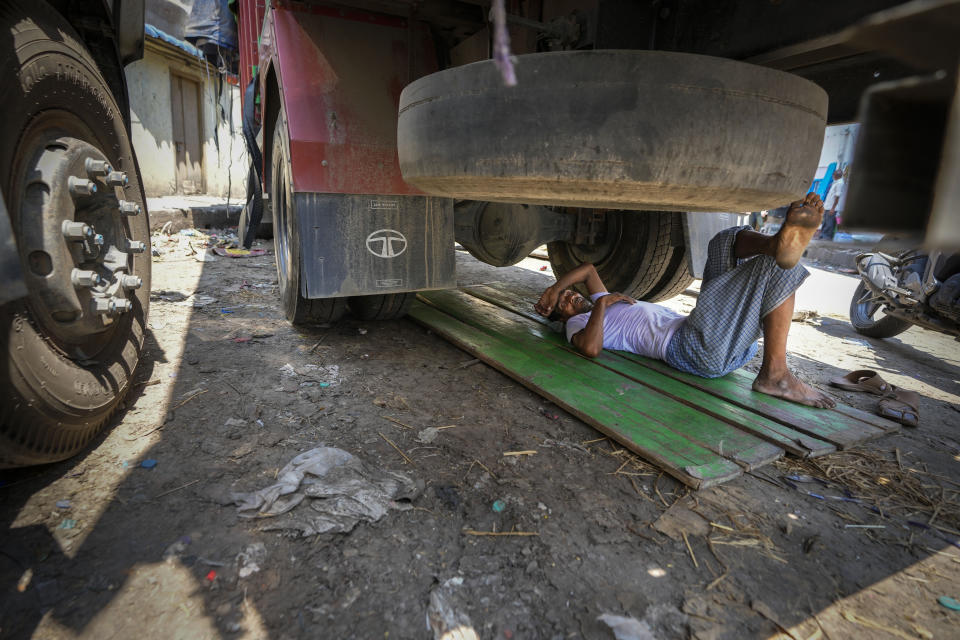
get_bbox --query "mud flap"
[684,212,746,279]
[295,193,455,298]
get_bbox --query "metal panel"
[269,3,438,195]
[684,212,745,279]
[296,193,455,298]
[928,70,960,248]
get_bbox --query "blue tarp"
[185,0,238,50]
[144,23,204,59]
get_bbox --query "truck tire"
[348,293,415,321]
[398,50,826,212]
[271,111,346,325]
[547,212,684,301]
[0,0,150,467]
[645,246,696,302]
[849,282,912,339]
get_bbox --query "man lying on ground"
[534,192,835,409]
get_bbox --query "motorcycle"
[850,249,960,339]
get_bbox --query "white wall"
[126,43,247,199]
[815,124,860,176]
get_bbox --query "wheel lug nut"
[121,275,142,290]
[127,240,146,253]
[112,298,133,313]
[71,268,101,287]
[93,233,104,246]
[84,158,112,176]
[106,171,129,187]
[119,200,141,216]
[68,176,97,197]
[93,297,115,315]
[62,220,93,240]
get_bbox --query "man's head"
[548,288,593,322]
[833,169,843,181]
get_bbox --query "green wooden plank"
[417,292,783,472]
[462,283,897,449]
[460,286,836,458]
[410,301,743,488]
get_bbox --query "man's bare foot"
[774,192,824,269]
[752,368,836,408]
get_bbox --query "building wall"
[126,43,247,199]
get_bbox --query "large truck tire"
[348,293,415,321]
[0,0,150,467]
[547,212,686,301]
[849,282,912,339]
[645,246,696,302]
[271,111,347,325]
[398,50,827,212]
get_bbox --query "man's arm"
[570,293,635,358]
[535,263,607,316]
[554,262,607,295]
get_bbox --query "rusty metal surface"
[268,3,438,195]
[296,193,455,297]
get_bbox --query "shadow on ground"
[2,249,958,639]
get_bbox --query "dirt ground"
[2,232,960,640]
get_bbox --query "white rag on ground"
[232,447,419,536]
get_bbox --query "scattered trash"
[224,417,247,429]
[17,568,33,593]
[192,294,217,307]
[502,450,537,457]
[841,337,870,347]
[939,596,960,612]
[234,336,252,343]
[236,542,267,578]
[232,447,419,536]
[206,570,217,582]
[193,249,218,262]
[358,328,368,335]
[56,500,71,509]
[141,459,158,469]
[279,363,340,387]
[492,499,506,513]
[652,502,710,541]
[792,309,819,323]
[163,538,190,561]
[150,290,188,302]
[417,427,440,444]
[539,265,547,271]
[221,308,234,314]
[427,577,479,640]
[597,614,656,640]
[212,247,267,258]
[58,519,77,530]
[179,229,198,237]
[538,407,560,420]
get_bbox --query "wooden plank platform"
[463,285,899,446]
[411,285,898,489]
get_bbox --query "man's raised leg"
[751,292,836,408]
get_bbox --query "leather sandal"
[828,370,896,396]
[878,390,920,428]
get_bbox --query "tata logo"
[365,229,407,258]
